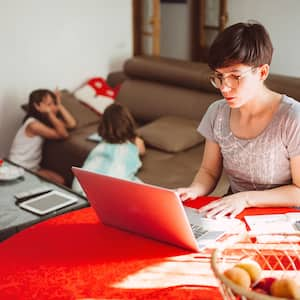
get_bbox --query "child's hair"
[98,103,137,144]
[208,21,274,70]
[24,89,57,126]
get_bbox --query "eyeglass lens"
[210,76,239,89]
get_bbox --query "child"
[9,89,77,184]
[72,102,145,194]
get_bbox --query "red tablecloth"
[0,197,297,300]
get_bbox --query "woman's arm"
[55,90,77,129]
[177,139,223,200]
[135,136,146,156]
[198,155,300,218]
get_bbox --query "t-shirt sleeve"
[197,100,221,142]
[283,103,300,158]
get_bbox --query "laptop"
[72,167,230,252]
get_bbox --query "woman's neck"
[238,87,281,118]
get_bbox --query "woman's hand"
[175,186,202,202]
[197,192,250,219]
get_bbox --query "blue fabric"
[72,141,142,194]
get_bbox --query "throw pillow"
[138,115,204,153]
[60,90,100,128]
[74,77,116,115]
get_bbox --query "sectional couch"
[41,56,300,196]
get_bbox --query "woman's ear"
[259,64,270,81]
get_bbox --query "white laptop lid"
[72,167,200,252]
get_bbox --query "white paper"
[245,213,300,233]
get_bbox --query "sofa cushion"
[138,115,204,153]
[117,79,218,123]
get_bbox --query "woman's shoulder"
[209,99,227,109]
[278,95,300,129]
[205,99,228,117]
[281,95,300,116]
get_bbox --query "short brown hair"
[208,21,274,70]
[98,103,137,144]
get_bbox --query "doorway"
[132,0,228,62]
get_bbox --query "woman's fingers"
[175,189,189,202]
[197,200,220,213]
[198,197,241,218]
[205,203,228,218]
[175,188,198,201]
[229,207,244,219]
[211,206,234,218]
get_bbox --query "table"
[0,159,88,241]
[0,196,298,300]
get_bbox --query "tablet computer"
[19,190,78,215]
[87,133,102,143]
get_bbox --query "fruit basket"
[211,232,300,300]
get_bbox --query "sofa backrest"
[117,56,220,123]
[117,56,300,123]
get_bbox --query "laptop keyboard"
[191,223,208,240]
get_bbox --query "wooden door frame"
[132,0,160,56]
[132,0,142,56]
[190,0,228,62]
[133,0,227,60]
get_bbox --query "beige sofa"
[41,56,300,196]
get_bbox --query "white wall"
[0,0,132,157]
[227,0,300,77]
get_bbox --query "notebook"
[72,167,238,252]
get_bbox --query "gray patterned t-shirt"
[198,95,300,193]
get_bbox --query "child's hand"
[54,88,62,106]
[34,102,51,114]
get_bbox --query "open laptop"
[72,167,228,252]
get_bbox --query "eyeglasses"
[209,67,256,89]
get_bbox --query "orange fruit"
[235,259,262,283]
[270,278,300,299]
[223,267,251,289]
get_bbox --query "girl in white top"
[9,89,76,184]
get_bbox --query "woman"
[177,21,300,218]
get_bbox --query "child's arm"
[55,89,77,129]
[28,99,70,139]
[26,113,69,139]
[135,137,146,156]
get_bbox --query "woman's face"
[213,64,266,108]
